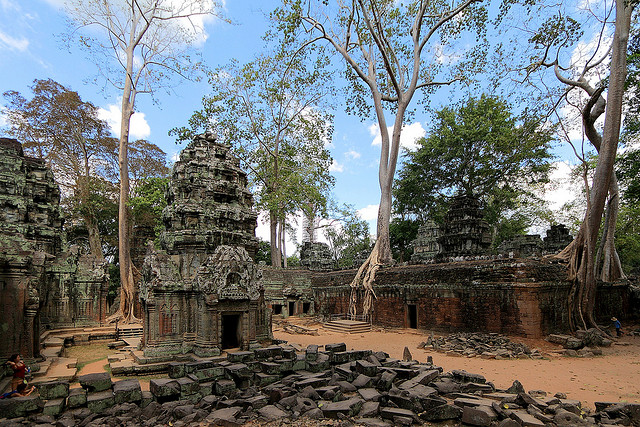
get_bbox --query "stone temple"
[140,133,271,358]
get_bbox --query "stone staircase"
[323,319,372,334]
[31,337,78,385]
[117,324,143,339]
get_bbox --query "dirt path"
[274,319,640,411]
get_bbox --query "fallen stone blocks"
[2,341,639,426]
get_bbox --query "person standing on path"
[612,317,623,337]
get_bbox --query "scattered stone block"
[87,390,115,414]
[358,388,382,402]
[168,362,185,378]
[356,360,378,377]
[37,380,70,400]
[0,395,44,418]
[113,379,142,404]
[462,405,498,426]
[67,387,87,408]
[227,351,255,363]
[78,372,112,392]
[215,379,237,396]
[149,379,180,400]
[381,406,419,423]
[420,403,463,421]
[43,397,66,417]
[510,410,545,426]
[325,343,346,353]
[259,404,290,420]
[352,374,374,388]
[322,397,364,418]
[360,401,380,417]
[205,406,243,424]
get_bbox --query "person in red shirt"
[6,354,27,391]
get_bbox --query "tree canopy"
[394,95,555,244]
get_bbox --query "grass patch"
[64,342,113,372]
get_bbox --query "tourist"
[612,317,623,337]
[0,382,35,399]
[5,354,27,391]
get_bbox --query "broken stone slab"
[87,390,115,414]
[294,376,328,389]
[258,404,290,421]
[451,369,486,384]
[67,387,87,408]
[254,372,279,387]
[78,372,112,392]
[419,403,463,422]
[453,396,497,408]
[205,406,243,425]
[356,417,393,427]
[461,405,498,426]
[194,365,225,382]
[336,380,357,393]
[168,362,185,378]
[225,363,252,380]
[321,397,364,418]
[358,388,382,402]
[359,400,380,417]
[0,395,44,418]
[380,407,420,423]
[510,410,545,426]
[113,379,142,404]
[305,344,319,362]
[325,343,347,353]
[352,374,374,388]
[398,369,439,389]
[377,370,397,391]
[37,380,70,400]
[355,360,378,377]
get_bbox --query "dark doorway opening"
[302,302,311,314]
[273,304,282,315]
[407,304,417,329]
[288,301,295,316]
[221,314,241,349]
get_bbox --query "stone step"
[324,320,372,334]
[41,345,64,360]
[32,357,78,383]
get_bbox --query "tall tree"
[394,95,554,246]
[279,0,488,316]
[324,206,373,269]
[172,30,335,267]
[3,78,114,259]
[64,0,224,322]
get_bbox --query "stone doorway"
[221,314,242,349]
[407,304,417,329]
[288,301,295,316]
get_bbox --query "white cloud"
[98,104,151,140]
[345,150,361,159]
[544,161,578,212]
[369,122,425,151]
[0,30,29,52]
[329,159,344,173]
[357,204,379,222]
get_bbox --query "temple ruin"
[0,138,108,359]
[140,133,271,357]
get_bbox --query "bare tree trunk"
[281,220,287,268]
[561,0,633,330]
[270,211,281,267]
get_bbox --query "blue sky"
[0,0,604,253]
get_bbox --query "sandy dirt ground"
[273,318,640,411]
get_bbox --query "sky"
[0,0,600,255]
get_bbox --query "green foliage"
[615,148,640,274]
[389,218,420,262]
[129,177,169,239]
[393,95,555,244]
[616,149,640,205]
[255,240,272,265]
[286,255,300,267]
[324,205,373,268]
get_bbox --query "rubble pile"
[419,332,544,360]
[1,344,638,426]
[547,328,612,356]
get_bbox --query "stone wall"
[262,268,315,317]
[307,260,630,338]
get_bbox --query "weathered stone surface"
[86,390,115,414]
[42,397,66,417]
[37,380,70,400]
[205,406,243,425]
[215,379,237,396]
[324,343,347,353]
[352,374,374,388]
[380,407,419,423]
[461,405,498,426]
[67,387,87,408]
[258,404,290,420]
[149,379,180,399]
[358,388,382,402]
[113,379,142,404]
[78,372,112,392]
[321,397,364,418]
[420,403,463,421]
[0,395,43,418]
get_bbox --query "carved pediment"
[197,245,262,304]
